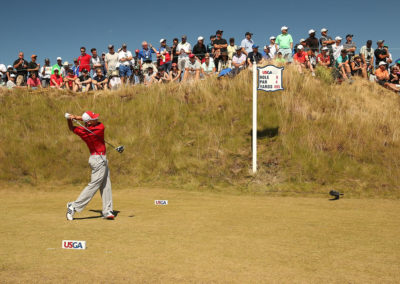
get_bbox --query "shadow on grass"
[249,127,279,139]
[73,209,121,220]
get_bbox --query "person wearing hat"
[51,57,63,75]
[138,41,158,74]
[27,54,40,78]
[262,46,272,61]
[193,36,207,62]
[232,46,247,72]
[319,28,335,65]
[71,58,80,77]
[295,38,308,53]
[213,30,228,68]
[374,40,389,68]
[227,38,238,62]
[360,40,374,74]
[158,39,172,73]
[132,65,143,85]
[293,45,315,75]
[40,58,52,87]
[0,64,6,86]
[13,52,29,86]
[78,47,92,73]
[171,38,179,65]
[50,68,64,89]
[335,49,352,80]
[268,36,277,58]
[343,34,356,61]
[317,47,331,67]
[76,69,92,92]
[105,45,119,77]
[61,61,70,78]
[305,29,319,53]
[375,61,399,93]
[350,55,367,78]
[276,26,293,62]
[7,74,17,89]
[240,32,254,55]
[183,53,200,82]
[109,70,122,90]
[332,36,344,60]
[65,111,114,220]
[247,45,262,68]
[177,35,192,71]
[118,43,133,84]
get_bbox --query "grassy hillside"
[1,66,400,197]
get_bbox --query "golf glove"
[65,113,71,119]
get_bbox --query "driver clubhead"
[116,146,125,153]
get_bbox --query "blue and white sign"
[257,65,284,92]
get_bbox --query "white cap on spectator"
[263,45,270,50]
[57,57,62,60]
[10,74,16,78]
[300,38,306,42]
[63,61,69,66]
[159,38,166,43]
[7,65,12,69]
[335,36,342,41]
[0,64,6,73]
[198,36,204,41]
[322,47,328,51]
[379,61,387,66]
[281,26,288,31]
[297,45,304,50]
[270,36,276,40]
[308,29,315,34]
[321,28,328,32]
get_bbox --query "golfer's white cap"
[308,29,315,34]
[269,36,276,40]
[82,111,100,122]
[321,28,328,32]
[198,36,204,41]
[297,45,304,50]
[159,38,166,43]
[335,36,342,41]
[281,26,288,31]
[57,57,62,60]
[379,61,387,66]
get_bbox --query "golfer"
[65,111,114,220]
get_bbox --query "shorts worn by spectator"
[13,52,29,86]
[193,37,207,62]
[241,32,254,55]
[360,40,374,73]
[77,69,92,92]
[247,45,263,68]
[351,55,367,78]
[118,44,133,84]
[375,62,399,93]
[105,45,119,77]
[177,35,192,71]
[78,47,92,73]
[276,27,293,63]
[306,29,319,53]
[183,54,200,82]
[40,58,52,87]
[332,37,343,60]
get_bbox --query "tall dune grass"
[1,66,399,197]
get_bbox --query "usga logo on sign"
[62,240,86,250]
[154,200,168,205]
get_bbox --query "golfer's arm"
[67,119,75,131]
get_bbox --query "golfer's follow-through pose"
[65,111,114,220]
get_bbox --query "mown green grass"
[1,67,400,197]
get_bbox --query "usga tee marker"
[154,200,168,205]
[62,240,86,250]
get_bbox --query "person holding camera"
[13,52,28,86]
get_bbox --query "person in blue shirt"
[71,59,80,76]
[207,35,215,54]
[138,41,158,74]
[335,49,352,80]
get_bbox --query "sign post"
[252,64,284,174]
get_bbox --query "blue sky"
[1,0,400,65]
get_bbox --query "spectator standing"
[207,35,216,54]
[332,37,343,60]
[295,39,308,53]
[177,35,192,71]
[90,48,103,74]
[158,39,172,73]
[138,41,157,74]
[183,54,200,82]
[71,59,80,76]
[360,40,374,74]
[343,34,356,62]
[317,47,331,67]
[201,53,216,76]
[40,58,52,87]
[227,38,237,62]
[374,40,388,68]
[383,45,393,65]
[105,45,119,77]
[193,36,207,62]
[27,73,41,89]
[101,53,107,75]
[268,36,277,58]
[27,54,40,77]
[232,47,247,71]
[118,43,133,84]
[51,57,63,75]
[276,26,293,62]
[213,30,228,68]
[50,69,64,89]
[13,52,28,86]
[78,47,92,73]
[306,29,319,53]
[171,38,179,65]
[319,28,335,64]
[241,32,254,55]
[247,45,263,68]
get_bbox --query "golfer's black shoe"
[329,190,344,200]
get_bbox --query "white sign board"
[257,65,284,92]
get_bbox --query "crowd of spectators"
[1,27,399,93]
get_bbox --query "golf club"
[73,119,125,153]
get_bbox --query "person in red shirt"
[65,111,114,220]
[50,69,64,89]
[293,45,315,75]
[27,73,42,89]
[78,46,92,73]
[317,47,331,67]
[64,69,78,92]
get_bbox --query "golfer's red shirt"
[73,122,106,155]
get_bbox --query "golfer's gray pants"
[72,155,113,215]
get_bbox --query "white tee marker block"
[62,240,86,250]
[154,200,168,205]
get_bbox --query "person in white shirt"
[241,32,254,55]
[268,36,277,58]
[39,58,52,87]
[332,36,343,60]
[118,43,133,84]
[232,47,247,71]
[183,54,200,82]
[201,53,216,76]
[176,35,192,71]
[90,48,103,75]
[61,62,70,78]
[105,45,119,77]
[109,70,121,90]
